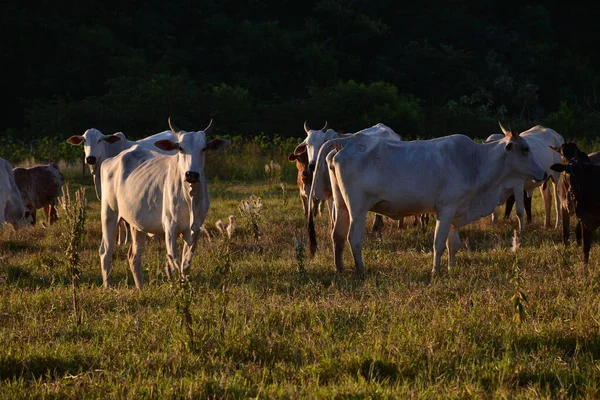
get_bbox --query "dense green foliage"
[3,0,600,150]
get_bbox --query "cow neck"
[473,139,514,191]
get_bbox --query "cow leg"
[181,231,199,273]
[575,221,583,246]
[432,213,454,274]
[371,214,384,234]
[117,219,131,246]
[300,194,309,217]
[504,195,515,219]
[513,186,525,233]
[49,204,59,224]
[99,205,119,288]
[348,209,368,276]
[397,218,405,230]
[422,214,430,231]
[524,191,532,223]
[30,208,37,225]
[446,225,461,270]
[552,179,562,229]
[164,228,183,278]
[326,197,335,230]
[582,225,592,264]
[127,227,147,289]
[561,207,570,246]
[539,184,553,229]
[332,200,350,273]
[491,206,500,226]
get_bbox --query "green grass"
[2,174,600,399]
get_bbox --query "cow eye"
[522,147,530,154]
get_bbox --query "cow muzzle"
[185,171,200,183]
[309,163,316,172]
[86,156,97,165]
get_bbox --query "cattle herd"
[0,119,598,287]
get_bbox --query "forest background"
[2,0,600,162]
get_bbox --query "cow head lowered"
[499,122,547,184]
[293,121,336,176]
[154,118,230,185]
[66,129,126,172]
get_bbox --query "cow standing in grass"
[309,124,547,275]
[67,128,177,244]
[551,143,600,256]
[13,164,64,225]
[99,119,230,288]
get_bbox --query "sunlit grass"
[1,174,600,398]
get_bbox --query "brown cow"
[13,164,64,225]
[288,150,321,216]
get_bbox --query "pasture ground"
[2,174,600,399]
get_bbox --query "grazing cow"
[13,164,64,225]
[67,128,177,244]
[309,125,547,275]
[0,158,31,229]
[99,119,230,288]
[551,156,600,263]
[293,121,403,231]
[287,150,321,217]
[550,143,600,249]
[484,125,564,232]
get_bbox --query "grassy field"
[2,163,600,398]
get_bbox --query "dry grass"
[1,175,600,398]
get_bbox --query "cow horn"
[322,121,329,131]
[304,121,310,134]
[204,119,214,135]
[498,121,508,135]
[168,117,181,134]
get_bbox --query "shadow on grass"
[0,354,96,381]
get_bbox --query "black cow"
[551,146,600,262]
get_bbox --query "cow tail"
[307,138,345,257]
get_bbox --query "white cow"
[67,128,177,244]
[99,119,230,288]
[484,125,564,232]
[293,121,403,235]
[308,125,547,275]
[0,158,31,229]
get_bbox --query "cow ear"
[550,163,566,172]
[287,153,298,162]
[549,145,561,153]
[154,139,180,151]
[504,142,513,152]
[67,135,84,145]
[205,138,231,151]
[294,143,307,155]
[103,134,122,144]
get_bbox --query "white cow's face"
[502,129,547,183]
[293,121,331,173]
[154,120,230,187]
[66,129,123,174]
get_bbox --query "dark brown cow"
[13,164,64,225]
[551,143,600,262]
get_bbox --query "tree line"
[2,0,600,161]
